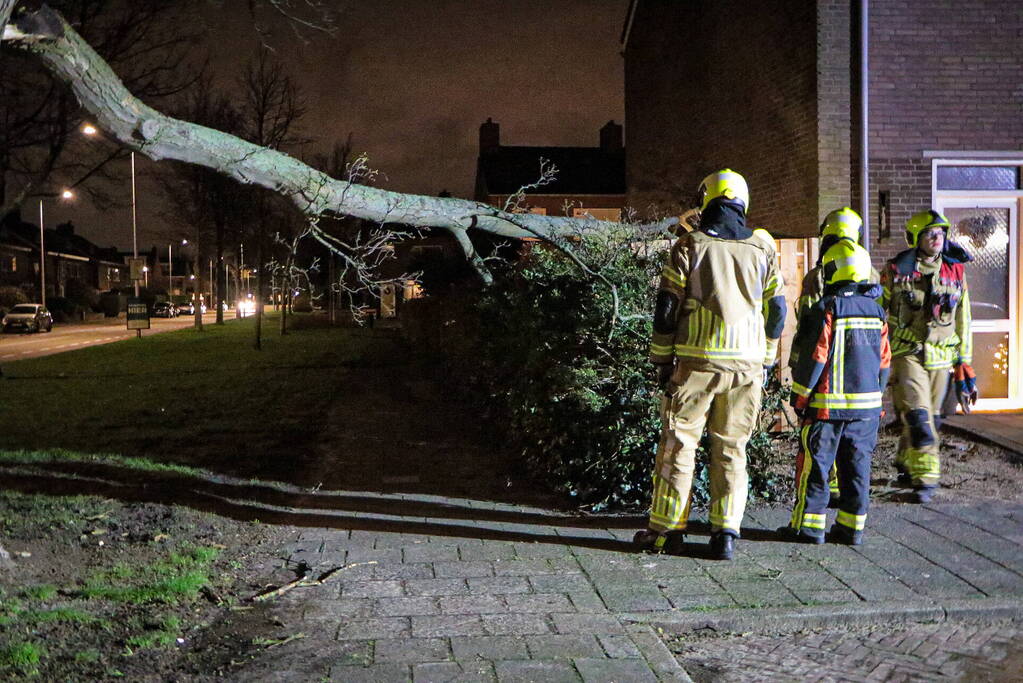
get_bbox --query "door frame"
[932,157,1023,411]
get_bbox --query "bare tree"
[0,0,203,215]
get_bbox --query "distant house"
[622,0,1023,411]
[0,211,126,300]
[474,118,627,222]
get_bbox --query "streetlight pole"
[131,151,142,338]
[38,200,45,304]
[168,242,173,297]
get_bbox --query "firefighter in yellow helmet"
[882,210,975,503]
[636,169,786,560]
[789,207,879,506]
[781,240,891,545]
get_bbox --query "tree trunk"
[254,230,263,350]
[1,4,674,281]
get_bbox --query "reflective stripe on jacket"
[790,283,892,420]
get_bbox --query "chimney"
[479,117,500,154]
[600,120,623,152]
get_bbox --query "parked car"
[152,301,177,318]
[176,302,207,315]
[1,303,53,333]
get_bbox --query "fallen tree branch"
[2,4,676,258]
[248,561,377,602]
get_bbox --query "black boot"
[709,531,736,561]
[910,486,936,504]
[776,525,824,545]
[633,529,685,554]
[829,525,863,546]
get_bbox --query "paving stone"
[493,659,581,683]
[775,570,849,591]
[433,561,494,578]
[482,613,552,635]
[407,578,470,596]
[438,595,508,615]
[655,575,724,594]
[503,593,575,613]
[525,634,604,659]
[596,585,672,611]
[374,562,436,580]
[330,663,411,682]
[413,615,488,637]
[566,591,609,613]
[512,542,573,559]
[467,576,532,595]
[346,547,405,563]
[492,558,582,576]
[459,544,517,561]
[342,580,406,598]
[597,634,642,659]
[374,533,435,548]
[375,596,441,617]
[374,637,452,662]
[405,545,461,563]
[413,661,496,682]
[574,657,657,682]
[528,574,594,593]
[304,598,375,620]
[551,613,625,635]
[724,580,802,608]
[336,617,411,640]
[315,551,348,566]
[282,540,323,555]
[450,636,529,661]
[665,592,737,610]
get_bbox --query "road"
[0,313,220,362]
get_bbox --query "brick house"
[474,118,627,221]
[622,0,1023,410]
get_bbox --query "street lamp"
[38,189,75,304]
[82,123,143,335]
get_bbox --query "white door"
[936,198,1020,410]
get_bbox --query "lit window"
[936,166,1019,191]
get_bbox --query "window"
[936,166,1019,191]
[0,255,14,273]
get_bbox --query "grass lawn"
[0,314,376,483]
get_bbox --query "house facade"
[622,0,1023,410]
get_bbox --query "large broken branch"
[2,4,676,275]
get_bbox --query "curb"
[619,597,1023,636]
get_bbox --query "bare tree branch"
[2,5,676,259]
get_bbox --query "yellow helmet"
[905,209,949,248]
[819,207,862,241]
[697,169,749,213]
[821,239,872,286]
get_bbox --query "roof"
[477,146,625,196]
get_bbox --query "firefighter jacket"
[790,244,880,369]
[649,200,786,372]
[790,282,892,420]
[881,242,972,370]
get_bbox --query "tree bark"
[1,5,675,274]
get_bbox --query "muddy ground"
[0,408,1018,678]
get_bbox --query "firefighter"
[882,210,975,503]
[789,207,879,506]
[635,169,786,560]
[781,240,891,544]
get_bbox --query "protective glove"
[655,363,674,393]
[953,362,978,414]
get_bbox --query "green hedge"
[405,229,795,511]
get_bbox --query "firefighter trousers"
[892,354,948,488]
[790,417,878,539]
[648,366,761,536]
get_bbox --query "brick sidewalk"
[225,495,1023,681]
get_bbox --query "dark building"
[474,118,627,221]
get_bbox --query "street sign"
[129,257,147,281]
[126,297,150,330]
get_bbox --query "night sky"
[58,0,629,249]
